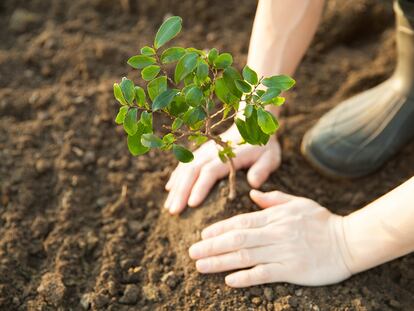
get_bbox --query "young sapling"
[113,16,295,200]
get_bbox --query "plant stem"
[227,156,236,200]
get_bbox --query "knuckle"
[237,249,252,266]
[253,265,269,283]
[237,215,252,228]
[231,231,246,247]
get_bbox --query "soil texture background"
[0,0,414,310]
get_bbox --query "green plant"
[113,16,295,200]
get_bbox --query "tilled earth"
[1,0,414,310]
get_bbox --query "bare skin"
[189,177,414,287]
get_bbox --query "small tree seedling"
[114,16,295,200]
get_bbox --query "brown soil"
[1,0,414,310]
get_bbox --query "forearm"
[340,177,414,274]
[247,0,324,116]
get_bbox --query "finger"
[247,149,281,188]
[250,189,297,209]
[165,166,179,191]
[225,263,285,287]
[168,166,200,214]
[201,210,269,240]
[188,159,229,207]
[190,228,273,259]
[195,245,282,273]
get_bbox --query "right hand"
[164,124,282,214]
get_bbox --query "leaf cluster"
[114,16,295,163]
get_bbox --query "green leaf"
[162,133,176,145]
[127,55,156,69]
[246,109,269,145]
[214,53,233,69]
[189,134,208,146]
[141,65,160,81]
[172,144,194,163]
[207,48,218,64]
[152,89,179,111]
[257,108,279,134]
[196,59,209,81]
[123,108,138,136]
[223,67,242,98]
[161,47,186,64]
[172,118,183,131]
[262,75,296,91]
[154,16,182,49]
[235,118,250,143]
[147,76,167,101]
[244,104,254,118]
[235,79,252,93]
[185,86,203,106]
[120,77,135,104]
[115,106,129,124]
[141,133,164,148]
[182,106,206,126]
[215,78,239,105]
[139,111,152,128]
[127,122,150,156]
[260,87,281,103]
[168,95,188,116]
[113,83,127,105]
[270,96,285,106]
[174,52,198,84]
[134,86,146,107]
[141,46,155,56]
[242,65,258,85]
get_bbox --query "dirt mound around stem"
[1,0,414,310]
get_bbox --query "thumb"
[247,150,280,188]
[250,189,297,209]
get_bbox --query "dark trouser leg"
[301,0,414,178]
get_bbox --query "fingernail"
[225,275,236,286]
[189,244,200,259]
[196,259,209,273]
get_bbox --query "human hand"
[164,125,282,215]
[189,190,352,287]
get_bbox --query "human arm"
[189,177,414,287]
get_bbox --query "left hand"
[189,190,352,287]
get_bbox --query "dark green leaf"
[141,46,155,56]
[214,53,233,69]
[123,108,138,136]
[168,95,188,116]
[115,106,129,124]
[113,83,127,105]
[215,78,239,105]
[154,16,182,49]
[172,118,183,131]
[207,48,218,64]
[260,87,281,103]
[185,86,203,106]
[147,76,167,101]
[161,47,186,63]
[152,89,179,111]
[257,108,279,134]
[246,109,269,145]
[174,52,198,84]
[127,122,150,156]
[242,65,258,85]
[262,75,295,91]
[196,59,209,81]
[134,86,146,107]
[127,55,156,69]
[223,67,242,98]
[141,65,160,81]
[172,144,194,163]
[235,79,252,93]
[235,118,250,143]
[141,133,163,148]
[120,77,135,104]
[182,106,206,126]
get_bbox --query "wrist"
[329,214,354,276]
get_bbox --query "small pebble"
[389,299,401,309]
[263,287,274,301]
[119,284,139,305]
[251,297,262,306]
[295,289,303,297]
